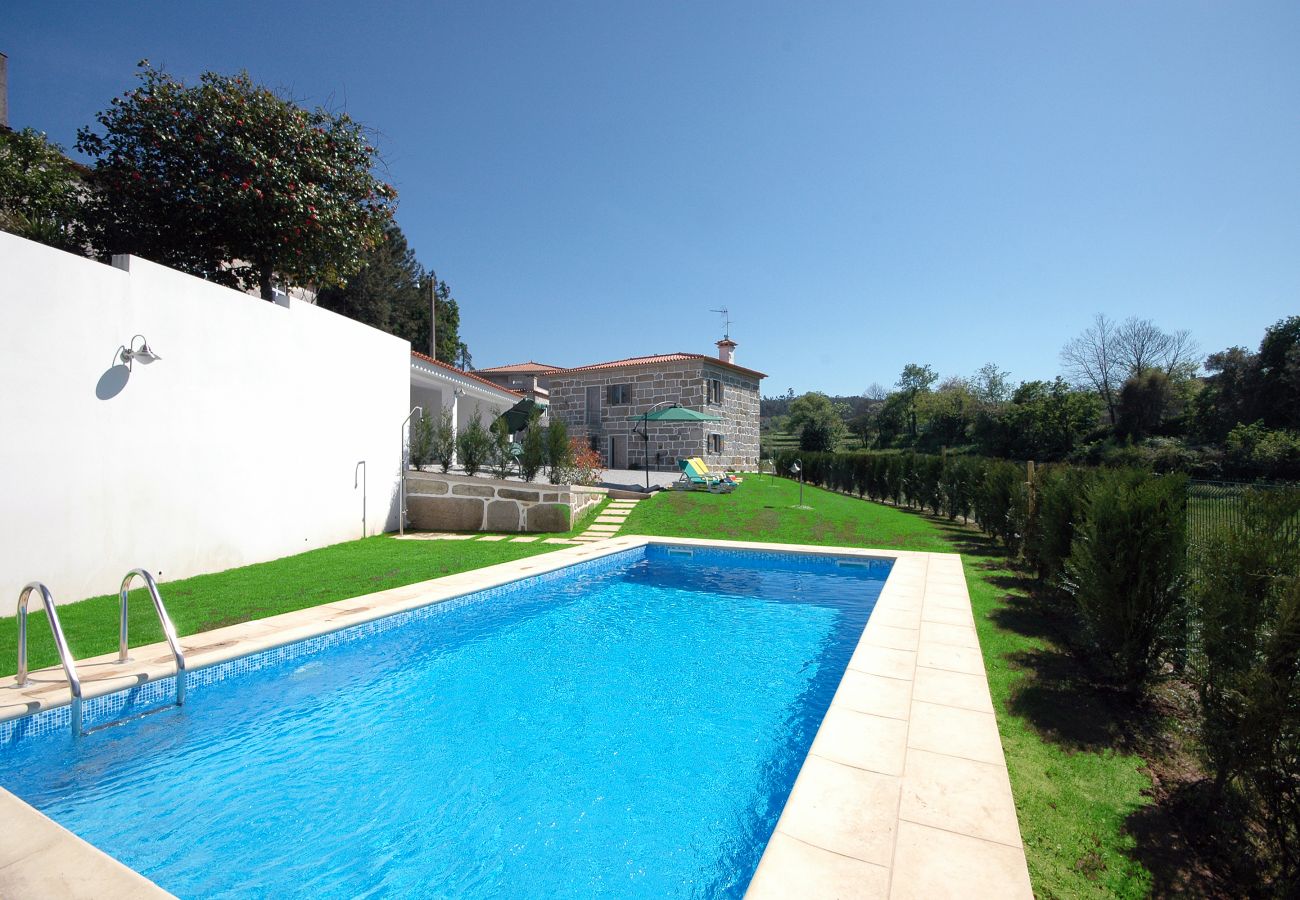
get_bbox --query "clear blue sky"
[7,2,1299,395]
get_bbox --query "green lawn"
[622,477,1155,899]
[1,499,609,674]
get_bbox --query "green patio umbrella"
[633,404,722,490]
[498,397,548,433]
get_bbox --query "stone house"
[546,340,764,471]
[472,361,562,404]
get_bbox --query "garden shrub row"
[773,448,1300,885]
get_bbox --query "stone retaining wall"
[405,471,603,533]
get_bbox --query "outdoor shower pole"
[355,460,367,539]
[399,407,421,536]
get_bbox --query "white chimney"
[716,338,736,365]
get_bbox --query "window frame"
[707,378,724,405]
[606,383,632,406]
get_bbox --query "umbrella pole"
[644,414,650,491]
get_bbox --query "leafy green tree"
[316,222,467,364]
[0,128,85,252]
[971,363,1012,406]
[317,221,420,335]
[918,378,977,448]
[1115,369,1173,441]
[896,363,937,438]
[1255,316,1300,430]
[787,392,847,451]
[1193,346,1257,441]
[76,62,396,300]
[873,393,910,447]
[999,378,1101,460]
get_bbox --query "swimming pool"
[1,544,891,898]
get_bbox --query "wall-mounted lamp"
[119,335,162,370]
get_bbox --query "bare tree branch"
[1060,313,1122,423]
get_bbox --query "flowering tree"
[77,62,396,300]
[0,128,85,252]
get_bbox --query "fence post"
[1026,460,1036,520]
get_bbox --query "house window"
[707,378,724,405]
[586,386,601,426]
[606,383,632,405]
[708,433,724,454]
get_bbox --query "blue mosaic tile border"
[645,542,895,576]
[0,542,893,748]
[0,545,647,748]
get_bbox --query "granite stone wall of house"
[548,359,761,471]
[405,472,602,533]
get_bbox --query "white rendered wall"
[0,233,410,613]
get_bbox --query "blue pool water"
[1,546,890,898]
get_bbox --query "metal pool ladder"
[119,568,188,707]
[14,582,85,736]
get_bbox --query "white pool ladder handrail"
[119,568,187,706]
[15,582,84,736]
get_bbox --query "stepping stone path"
[393,496,644,546]
[572,497,641,542]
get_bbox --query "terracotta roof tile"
[473,361,565,374]
[554,352,766,379]
[410,351,523,397]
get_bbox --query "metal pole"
[399,407,421,536]
[355,460,367,539]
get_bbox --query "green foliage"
[315,222,467,365]
[455,412,492,476]
[519,413,546,483]
[409,408,435,469]
[896,363,938,437]
[489,417,515,480]
[1191,488,1300,883]
[917,380,976,448]
[1256,316,1300,430]
[545,419,574,484]
[1116,369,1173,440]
[0,128,86,252]
[787,392,848,451]
[1225,421,1300,482]
[1064,469,1187,692]
[432,407,456,474]
[1025,465,1094,586]
[992,378,1102,460]
[76,61,396,299]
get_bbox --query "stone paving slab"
[509,536,540,543]
[478,535,509,542]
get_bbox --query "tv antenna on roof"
[710,307,732,340]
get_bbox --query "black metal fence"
[1187,479,1300,571]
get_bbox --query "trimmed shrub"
[1026,464,1093,586]
[456,413,492,477]
[489,418,514,480]
[1191,488,1300,883]
[409,409,434,469]
[432,407,456,474]
[546,419,575,485]
[519,414,545,483]
[1064,469,1188,691]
